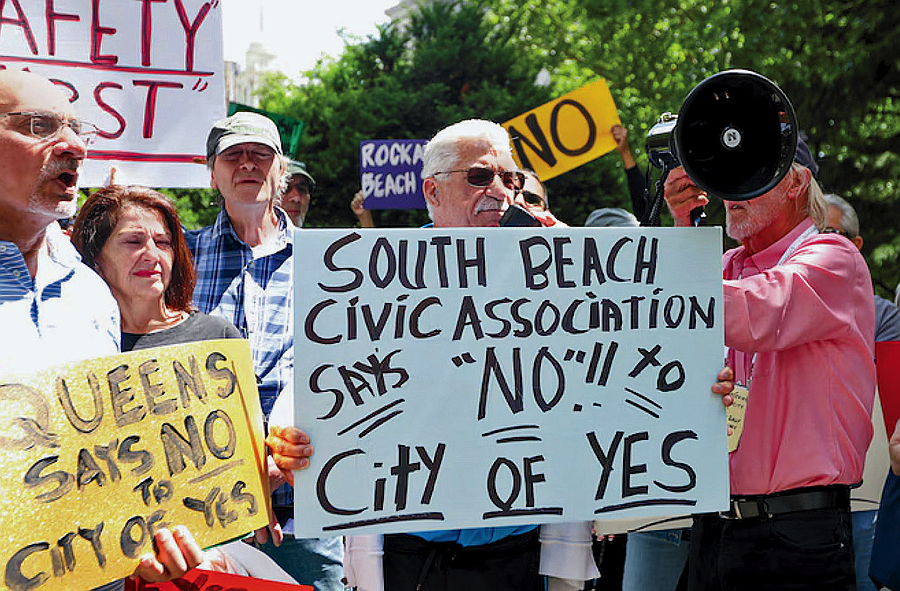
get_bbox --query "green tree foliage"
[492,0,900,295]
[258,1,633,230]
[257,0,898,296]
[159,188,220,230]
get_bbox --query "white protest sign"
[292,227,729,537]
[0,0,224,187]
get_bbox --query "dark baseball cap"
[794,136,819,177]
[206,112,283,159]
[287,160,315,187]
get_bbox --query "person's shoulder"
[874,295,900,342]
[183,223,215,250]
[188,311,242,338]
[798,232,867,266]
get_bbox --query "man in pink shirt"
[665,138,875,590]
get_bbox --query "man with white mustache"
[422,119,523,228]
[342,119,596,591]
[664,138,876,590]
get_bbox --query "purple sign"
[359,139,428,210]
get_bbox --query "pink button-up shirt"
[723,218,875,495]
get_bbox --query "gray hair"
[422,119,514,179]
[820,192,860,238]
[584,207,639,228]
[421,119,514,220]
[803,164,829,230]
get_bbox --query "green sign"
[227,102,306,157]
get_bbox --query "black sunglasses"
[519,190,545,207]
[436,166,525,191]
[820,227,850,238]
[287,178,311,194]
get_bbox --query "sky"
[221,0,401,79]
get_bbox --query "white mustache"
[474,195,503,214]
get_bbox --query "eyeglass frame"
[0,110,99,144]
[434,166,526,191]
[820,227,851,239]
[518,189,546,209]
[286,176,312,195]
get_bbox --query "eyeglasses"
[820,227,850,238]
[286,178,311,195]
[519,190,545,208]
[0,111,99,144]
[435,166,525,191]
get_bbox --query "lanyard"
[728,223,819,384]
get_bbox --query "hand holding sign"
[712,366,736,408]
[290,226,729,537]
[266,426,314,486]
[132,526,204,583]
[0,340,269,591]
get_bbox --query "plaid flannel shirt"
[185,207,293,419]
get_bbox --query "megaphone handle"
[641,167,669,227]
[690,207,707,227]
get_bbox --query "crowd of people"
[2,66,898,591]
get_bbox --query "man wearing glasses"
[0,69,118,374]
[420,120,525,228]
[342,119,593,591]
[517,169,549,213]
[0,70,215,589]
[185,112,343,591]
[279,159,316,228]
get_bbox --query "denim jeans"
[257,535,344,591]
[621,529,690,591]
[852,510,878,591]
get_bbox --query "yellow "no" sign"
[503,79,621,181]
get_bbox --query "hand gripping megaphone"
[645,70,798,224]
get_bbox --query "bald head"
[0,70,87,241]
[0,70,73,115]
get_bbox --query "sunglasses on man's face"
[287,178,311,195]
[436,166,525,191]
[519,190,545,208]
[820,227,850,238]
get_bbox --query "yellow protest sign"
[0,340,269,591]
[503,79,621,181]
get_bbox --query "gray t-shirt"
[121,311,242,352]
[875,295,900,343]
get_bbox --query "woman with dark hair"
[72,185,241,350]
[72,185,301,586]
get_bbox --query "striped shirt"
[0,222,119,375]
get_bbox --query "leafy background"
[177,0,900,298]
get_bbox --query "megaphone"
[646,69,798,201]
